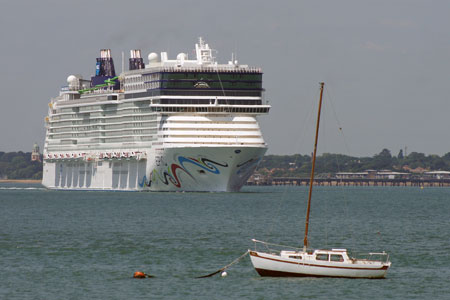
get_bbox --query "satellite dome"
[177,53,187,61]
[148,52,159,63]
[67,75,77,84]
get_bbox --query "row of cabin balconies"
[49,109,155,122]
[48,120,157,133]
[159,135,264,146]
[44,140,154,152]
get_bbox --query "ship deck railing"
[348,251,390,263]
[251,239,305,255]
[140,66,262,73]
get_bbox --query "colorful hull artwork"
[139,156,229,188]
[42,146,267,192]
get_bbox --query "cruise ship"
[42,38,270,191]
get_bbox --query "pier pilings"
[248,178,450,187]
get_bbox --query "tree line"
[0,152,42,180]
[256,149,450,177]
[1,149,449,180]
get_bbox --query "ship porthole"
[235,150,241,154]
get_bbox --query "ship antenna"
[122,51,124,74]
[234,40,237,64]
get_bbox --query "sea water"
[0,183,449,299]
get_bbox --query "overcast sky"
[1,0,449,157]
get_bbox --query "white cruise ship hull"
[42,146,266,192]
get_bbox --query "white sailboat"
[249,82,391,278]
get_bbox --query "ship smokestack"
[96,49,116,77]
[129,50,145,70]
[90,49,120,90]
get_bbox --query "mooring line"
[196,250,250,278]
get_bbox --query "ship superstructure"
[42,38,270,191]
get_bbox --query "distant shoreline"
[0,179,42,183]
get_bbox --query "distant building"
[402,165,429,173]
[31,143,41,162]
[424,171,450,180]
[335,172,368,179]
[247,172,269,185]
[375,171,410,180]
[336,170,410,180]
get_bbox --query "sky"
[1,0,449,157]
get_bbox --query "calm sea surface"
[0,183,449,299]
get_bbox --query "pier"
[248,177,450,187]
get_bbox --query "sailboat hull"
[249,251,390,279]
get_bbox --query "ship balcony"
[152,105,270,114]
[162,130,262,136]
[162,123,260,130]
[161,136,265,146]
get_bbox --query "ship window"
[289,255,302,259]
[316,254,329,261]
[330,254,344,262]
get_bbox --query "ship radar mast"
[195,37,214,65]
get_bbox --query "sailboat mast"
[303,82,325,251]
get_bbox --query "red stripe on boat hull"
[254,268,386,279]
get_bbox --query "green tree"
[0,152,43,179]
[370,149,392,170]
[11,156,27,169]
[405,152,426,169]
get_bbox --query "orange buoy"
[133,271,146,278]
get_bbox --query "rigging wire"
[215,64,229,106]
[297,87,323,249]
[324,85,356,251]
[320,98,329,250]
[263,88,319,246]
[296,87,322,248]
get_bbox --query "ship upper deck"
[57,37,266,104]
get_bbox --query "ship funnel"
[129,49,145,70]
[100,49,112,59]
[90,49,119,90]
[96,49,116,77]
